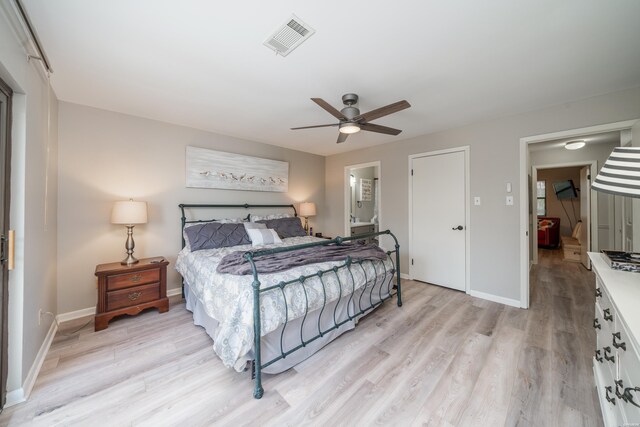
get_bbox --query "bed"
[175,203,402,399]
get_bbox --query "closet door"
[411,150,466,291]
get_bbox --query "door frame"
[408,146,471,293]
[531,161,598,266]
[343,160,382,238]
[519,119,640,309]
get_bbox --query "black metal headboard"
[178,203,298,249]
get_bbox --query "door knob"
[452,225,464,231]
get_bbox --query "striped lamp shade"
[592,147,640,197]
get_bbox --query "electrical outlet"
[474,197,481,206]
[506,195,514,206]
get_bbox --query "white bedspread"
[175,236,393,372]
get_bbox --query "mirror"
[349,166,378,224]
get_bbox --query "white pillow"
[250,213,293,222]
[243,222,267,231]
[246,228,282,246]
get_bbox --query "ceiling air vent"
[263,14,315,57]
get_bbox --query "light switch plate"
[506,182,512,192]
[506,195,514,206]
[474,197,481,206]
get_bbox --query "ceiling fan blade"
[354,100,411,123]
[360,123,402,135]
[291,123,339,130]
[337,133,349,144]
[311,98,347,120]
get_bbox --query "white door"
[411,150,466,291]
[579,166,591,268]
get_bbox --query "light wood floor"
[0,249,603,426]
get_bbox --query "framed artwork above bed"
[186,146,289,192]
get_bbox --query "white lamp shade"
[592,147,640,198]
[111,200,148,225]
[299,202,316,217]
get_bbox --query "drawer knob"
[605,386,616,405]
[595,288,602,298]
[603,346,615,363]
[603,308,613,322]
[612,332,626,351]
[594,349,603,363]
[623,387,640,408]
[128,291,142,301]
[593,318,601,330]
[129,274,142,283]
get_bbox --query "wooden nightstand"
[94,257,169,331]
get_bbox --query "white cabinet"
[590,253,640,427]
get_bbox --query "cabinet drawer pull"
[603,308,613,322]
[623,387,640,408]
[595,288,602,298]
[128,291,142,301]
[594,350,603,363]
[593,318,601,330]
[129,274,142,283]
[603,346,615,363]
[605,386,616,405]
[612,332,626,351]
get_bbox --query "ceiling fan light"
[565,140,586,150]
[339,123,360,134]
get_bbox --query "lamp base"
[121,254,139,266]
[121,225,139,265]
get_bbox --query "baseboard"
[56,306,96,323]
[400,273,411,280]
[5,319,58,408]
[167,287,182,297]
[468,290,521,308]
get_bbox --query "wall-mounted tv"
[553,180,578,200]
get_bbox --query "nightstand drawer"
[107,269,160,291]
[107,283,160,311]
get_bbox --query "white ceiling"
[23,0,640,156]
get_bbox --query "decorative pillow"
[183,218,245,250]
[184,222,251,251]
[250,213,293,222]
[243,222,267,231]
[257,217,307,238]
[246,228,283,246]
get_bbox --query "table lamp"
[592,147,640,198]
[299,202,316,233]
[111,199,148,265]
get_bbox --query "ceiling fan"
[291,93,411,143]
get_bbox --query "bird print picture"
[186,146,289,192]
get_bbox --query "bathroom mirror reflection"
[346,163,380,244]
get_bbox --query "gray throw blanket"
[216,242,388,275]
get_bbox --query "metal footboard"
[245,231,402,399]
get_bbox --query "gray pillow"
[257,217,307,238]
[184,222,251,251]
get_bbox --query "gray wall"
[57,102,325,313]
[324,87,640,303]
[536,167,581,237]
[0,3,59,392]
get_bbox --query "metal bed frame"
[179,203,402,399]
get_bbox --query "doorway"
[519,120,640,308]
[409,147,470,292]
[344,161,381,244]
[0,77,12,409]
[531,162,597,270]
